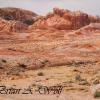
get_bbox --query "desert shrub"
[40,59,50,67]
[1,59,7,63]
[66,61,97,67]
[23,19,34,25]
[4,14,12,20]
[18,63,27,69]
[37,72,44,76]
[94,90,100,98]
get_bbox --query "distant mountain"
[0,7,38,25]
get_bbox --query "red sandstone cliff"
[30,8,100,30]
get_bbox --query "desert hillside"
[0,7,37,24]
[0,7,100,100]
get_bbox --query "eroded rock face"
[31,8,100,30]
[0,7,39,33]
[89,16,100,23]
[0,7,38,25]
[0,17,28,33]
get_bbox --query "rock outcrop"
[0,17,28,33]
[31,8,100,30]
[0,7,38,25]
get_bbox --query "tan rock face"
[31,8,100,30]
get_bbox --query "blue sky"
[0,0,99,15]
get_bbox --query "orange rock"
[31,8,100,30]
[0,17,28,33]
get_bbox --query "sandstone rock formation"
[0,7,38,25]
[31,8,100,30]
[0,17,28,33]
[0,7,100,72]
[0,7,40,33]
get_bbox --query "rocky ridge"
[0,7,38,24]
[31,8,100,30]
